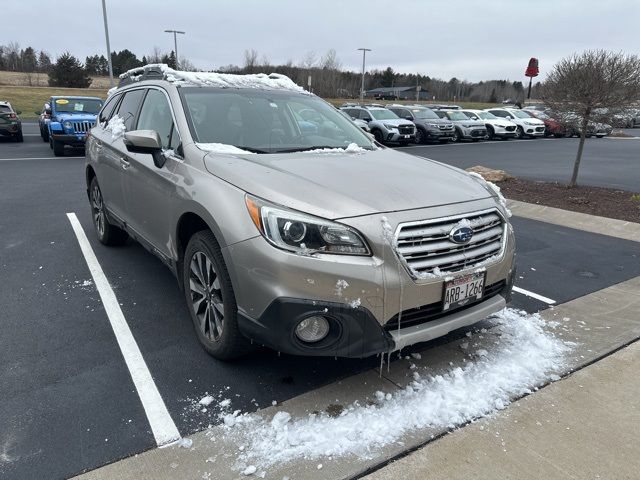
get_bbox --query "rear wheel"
[41,128,49,142]
[15,132,23,143]
[183,231,250,360]
[89,177,128,246]
[53,140,65,156]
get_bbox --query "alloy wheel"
[189,251,224,342]
[91,184,105,238]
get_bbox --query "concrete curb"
[508,199,640,243]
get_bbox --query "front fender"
[49,121,63,133]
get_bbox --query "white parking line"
[66,212,181,446]
[0,156,84,162]
[512,286,556,305]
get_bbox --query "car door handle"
[119,157,130,169]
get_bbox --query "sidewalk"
[364,339,640,480]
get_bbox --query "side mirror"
[506,115,513,119]
[45,109,52,115]
[404,116,413,121]
[123,130,166,168]
[16,110,22,115]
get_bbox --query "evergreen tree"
[48,52,92,88]
[37,51,52,72]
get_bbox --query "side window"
[115,89,146,132]
[360,110,372,121]
[401,109,412,119]
[168,124,182,151]
[98,94,120,125]
[465,112,477,120]
[490,110,506,118]
[135,89,174,149]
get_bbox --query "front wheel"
[89,177,128,246]
[15,132,23,143]
[414,128,426,144]
[372,129,384,143]
[451,129,461,142]
[486,125,495,140]
[183,231,250,360]
[514,126,524,139]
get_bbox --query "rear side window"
[115,89,146,132]
[0,105,11,113]
[489,110,507,118]
[99,95,120,125]
[136,89,174,149]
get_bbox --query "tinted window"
[52,98,103,114]
[136,89,174,149]
[0,105,11,113]
[463,111,478,120]
[99,95,120,124]
[115,89,146,132]
[489,110,508,118]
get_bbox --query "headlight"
[245,195,371,256]
[383,123,398,130]
[428,123,440,128]
[524,120,536,125]
[63,121,73,130]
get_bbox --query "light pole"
[101,0,114,87]
[358,48,371,103]
[164,29,185,69]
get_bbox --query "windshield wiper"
[234,146,270,153]
[272,146,348,153]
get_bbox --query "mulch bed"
[498,178,640,224]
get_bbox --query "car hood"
[416,118,453,127]
[452,120,485,128]
[202,148,494,219]
[53,113,97,122]
[372,118,413,127]
[489,119,516,127]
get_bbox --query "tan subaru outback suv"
[85,65,516,360]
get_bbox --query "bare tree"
[543,50,640,187]
[300,51,317,70]
[243,49,258,73]
[179,56,197,72]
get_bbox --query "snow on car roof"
[118,63,308,94]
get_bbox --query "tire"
[486,125,495,140]
[53,140,65,156]
[89,177,129,246]
[42,128,49,142]
[15,132,23,143]
[372,129,384,143]
[515,126,525,139]
[49,137,53,150]
[451,128,461,142]
[414,128,426,144]
[183,230,250,360]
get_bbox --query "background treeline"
[0,42,540,101]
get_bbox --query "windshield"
[412,108,439,119]
[511,110,532,119]
[180,88,374,153]
[369,109,399,120]
[477,112,497,120]
[0,105,12,113]
[447,111,470,121]
[53,98,103,114]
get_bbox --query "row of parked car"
[339,102,639,145]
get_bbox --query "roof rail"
[118,64,166,87]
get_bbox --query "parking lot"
[1,123,640,479]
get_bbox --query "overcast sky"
[4,0,639,82]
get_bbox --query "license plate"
[403,134,410,138]
[442,272,485,311]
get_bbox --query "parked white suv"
[485,108,545,138]
[461,109,518,140]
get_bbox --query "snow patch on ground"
[214,308,571,472]
[196,143,256,155]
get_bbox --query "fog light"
[295,316,330,343]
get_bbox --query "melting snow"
[105,114,126,141]
[468,172,512,218]
[120,64,307,94]
[212,308,571,472]
[300,143,368,154]
[196,143,256,155]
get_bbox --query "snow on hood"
[299,143,368,154]
[202,148,494,219]
[196,143,256,155]
[203,308,571,474]
[119,63,307,94]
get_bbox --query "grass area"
[0,70,112,89]
[0,85,110,119]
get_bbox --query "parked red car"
[526,110,567,137]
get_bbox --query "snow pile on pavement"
[196,143,257,155]
[218,308,570,472]
[120,64,307,94]
[105,114,125,140]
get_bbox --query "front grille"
[72,121,95,133]
[394,209,506,277]
[384,280,506,331]
[398,125,415,135]
[535,127,544,132]
[505,125,516,131]
[471,129,487,137]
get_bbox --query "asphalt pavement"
[399,132,640,191]
[1,125,640,479]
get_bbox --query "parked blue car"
[48,96,103,156]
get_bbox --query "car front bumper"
[51,133,87,146]
[523,126,545,136]
[225,203,516,357]
[385,130,416,142]
[0,125,21,136]
[461,127,487,139]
